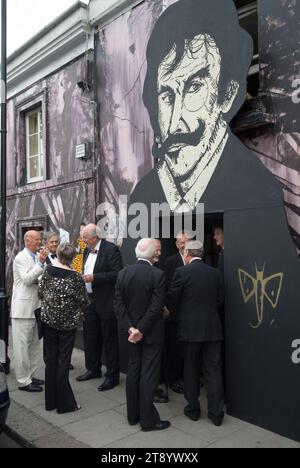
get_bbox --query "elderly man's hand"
[39,248,49,263]
[128,328,143,344]
[163,307,171,319]
[83,274,94,283]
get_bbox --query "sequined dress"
[38,265,88,330]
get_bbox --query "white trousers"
[11,318,42,387]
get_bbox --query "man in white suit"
[11,231,49,392]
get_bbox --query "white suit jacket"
[11,249,44,319]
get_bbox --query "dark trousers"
[183,341,224,421]
[43,324,77,413]
[126,342,162,428]
[164,320,183,384]
[83,297,119,380]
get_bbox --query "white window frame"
[25,107,44,184]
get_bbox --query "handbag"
[34,307,44,340]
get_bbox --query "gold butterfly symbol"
[238,265,283,329]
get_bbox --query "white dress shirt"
[84,240,101,293]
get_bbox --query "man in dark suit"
[76,224,123,391]
[114,238,170,432]
[168,240,224,426]
[163,231,192,394]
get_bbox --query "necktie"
[51,254,57,259]
[91,249,98,254]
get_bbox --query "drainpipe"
[0,0,9,374]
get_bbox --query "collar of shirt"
[190,257,202,264]
[26,248,37,262]
[138,259,153,266]
[157,127,229,212]
[179,253,185,265]
[90,240,101,255]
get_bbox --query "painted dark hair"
[143,0,253,156]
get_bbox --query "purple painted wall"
[97,0,177,207]
[6,56,96,291]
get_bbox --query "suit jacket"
[11,249,44,319]
[114,260,166,344]
[45,255,57,265]
[167,259,224,343]
[164,253,185,291]
[83,239,123,319]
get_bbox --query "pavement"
[5,346,300,449]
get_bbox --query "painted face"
[157,34,225,179]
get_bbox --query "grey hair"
[84,224,102,240]
[176,230,193,242]
[135,238,156,260]
[24,230,41,243]
[45,232,60,243]
[57,243,77,266]
[185,240,204,258]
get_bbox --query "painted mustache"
[157,120,205,158]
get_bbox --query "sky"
[7,0,89,55]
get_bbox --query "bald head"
[135,238,156,262]
[82,224,101,250]
[24,230,42,253]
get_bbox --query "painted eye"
[187,82,203,94]
[160,93,174,105]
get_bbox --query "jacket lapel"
[23,248,36,266]
[94,240,106,272]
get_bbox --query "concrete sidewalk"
[5,347,300,449]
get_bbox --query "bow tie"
[50,254,57,259]
[91,249,98,254]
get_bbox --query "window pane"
[29,156,40,179]
[28,112,39,135]
[29,134,39,157]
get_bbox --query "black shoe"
[97,379,119,392]
[76,371,102,382]
[141,420,171,432]
[154,394,169,404]
[19,383,43,393]
[32,378,45,386]
[70,364,74,371]
[170,382,184,394]
[208,415,224,427]
[184,407,201,421]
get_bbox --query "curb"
[3,424,36,448]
